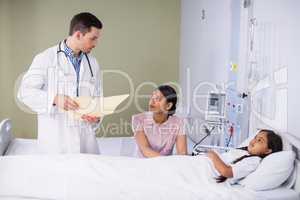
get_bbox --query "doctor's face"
[79,27,101,53]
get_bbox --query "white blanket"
[0,155,256,200]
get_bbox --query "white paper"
[67,94,129,120]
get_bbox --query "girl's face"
[148,90,172,114]
[247,132,272,156]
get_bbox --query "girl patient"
[206,129,283,183]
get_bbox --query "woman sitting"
[132,85,187,158]
[206,129,283,183]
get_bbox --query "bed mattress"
[5,137,138,156]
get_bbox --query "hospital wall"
[0,0,180,138]
[179,0,238,144]
[236,0,300,141]
[179,0,300,145]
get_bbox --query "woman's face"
[247,132,272,156]
[148,90,171,114]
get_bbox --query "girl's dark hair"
[262,129,283,153]
[157,85,177,117]
[216,129,282,183]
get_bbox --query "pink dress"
[132,112,186,157]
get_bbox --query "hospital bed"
[0,119,139,157]
[5,134,138,157]
[1,119,195,157]
[0,119,299,200]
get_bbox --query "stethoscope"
[56,40,95,96]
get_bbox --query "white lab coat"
[18,42,102,154]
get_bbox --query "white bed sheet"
[0,154,256,200]
[0,197,46,200]
[5,137,195,156]
[254,186,299,200]
[232,184,299,200]
[3,139,299,200]
[4,139,37,155]
[1,188,298,200]
[5,137,138,156]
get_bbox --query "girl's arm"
[176,134,187,155]
[207,150,233,178]
[135,131,161,158]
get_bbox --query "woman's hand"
[135,131,161,158]
[176,135,187,155]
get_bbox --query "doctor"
[18,12,103,154]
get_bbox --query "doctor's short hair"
[69,12,103,36]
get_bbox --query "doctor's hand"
[81,115,101,124]
[53,95,79,111]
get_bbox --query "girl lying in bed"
[0,129,285,199]
[206,129,283,184]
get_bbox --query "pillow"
[240,150,295,191]
[0,119,14,155]
[281,160,297,189]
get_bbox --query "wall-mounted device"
[205,92,226,124]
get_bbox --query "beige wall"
[0,0,180,138]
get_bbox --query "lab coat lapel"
[59,41,86,80]
[56,48,77,97]
[79,54,86,83]
[59,41,76,77]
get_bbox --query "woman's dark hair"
[69,12,103,36]
[157,85,177,117]
[216,129,282,183]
